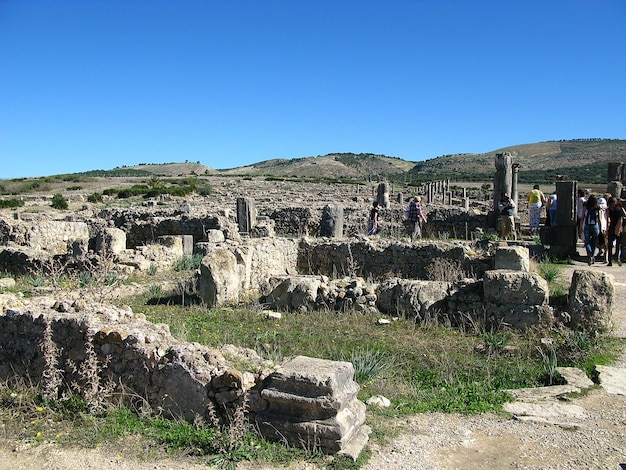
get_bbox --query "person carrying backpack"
[580,194,600,265]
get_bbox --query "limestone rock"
[483,270,553,329]
[596,365,626,395]
[265,276,323,313]
[198,248,240,307]
[494,246,530,271]
[568,270,614,333]
[377,278,451,321]
[95,227,126,255]
[257,356,368,457]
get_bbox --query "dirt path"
[2,246,626,470]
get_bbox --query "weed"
[67,335,115,414]
[147,284,164,299]
[423,258,466,282]
[39,320,63,401]
[536,340,560,385]
[174,254,203,271]
[345,243,360,278]
[535,258,562,284]
[340,347,392,385]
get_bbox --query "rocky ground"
[1,243,625,470]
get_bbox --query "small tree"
[51,193,68,209]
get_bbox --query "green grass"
[3,268,623,468]
[129,294,622,416]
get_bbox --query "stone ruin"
[0,297,369,459]
[0,170,619,458]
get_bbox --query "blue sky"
[1,0,625,178]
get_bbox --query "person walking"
[597,197,609,262]
[406,196,427,240]
[367,201,380,235]
[498,192,516,240]
[606,196,625,266]
[546,192,557,226]
[580,194,601,265]
[526,184,546,235]
[576,188,587,240]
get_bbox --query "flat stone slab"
[596,365,626,395]
[557,366,595,389]
[504,401,587,422]
[506,384,580,402]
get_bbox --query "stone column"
[320,204,343,238]
[511,164,520,215]
[236,197,256,234]
[607,162,624,183]
[377,182,390,209]
[494,153,513,228]
[397,192,404,205]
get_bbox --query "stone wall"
[197,238,300,306]
[296,238,492,281]
[0,297,369,457]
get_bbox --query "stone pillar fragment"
[607,162,624,183]
[256,356,370,458]
[236,197,256,234]
[376,182,390,209]
[320,204,343,238]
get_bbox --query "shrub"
[0,198,24,209]
[87,192,103,203]
[51,193,68,210]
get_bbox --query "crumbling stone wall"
[96,205,240,248]
[0,296,368,456]
[297,238,491,281]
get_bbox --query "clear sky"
[1,0,625,178]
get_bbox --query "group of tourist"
[579,190,626,266]
[367,196,428,240]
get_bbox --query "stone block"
[320,204,343,238]
[494,246,529,271]
[198,248,240,307]
[568,270,614,333]
[204,229,225,243]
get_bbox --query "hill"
[217,153,416,180]
[408,139,626,184]
[126,162,217,176]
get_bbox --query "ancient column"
[320,204,343,238]
[607,162,624,183]
[493,153,513,226]
[397,192,404,205]
[376,182,390,209]
[236,197,256,234]
[511,163,520,215]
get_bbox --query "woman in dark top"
[367,201,380,235]
[580,194,600,265]
[607,197,625,266]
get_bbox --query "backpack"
[585,207,598,226]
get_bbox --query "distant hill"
[6,139,623,187]
[124,162,217,176]
[408,139,626,184]
[217,153,416,180]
